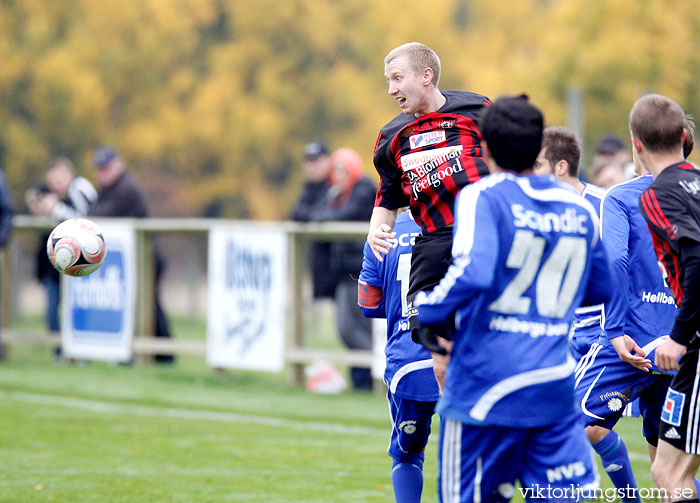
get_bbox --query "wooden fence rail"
[1,215,373,386]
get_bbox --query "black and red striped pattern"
[640,162,700,306]
[373,90,490,233]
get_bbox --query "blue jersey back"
[599,175,677,366]
[359,212,440,401]
[416,173,611,427]
[581,183,605,215]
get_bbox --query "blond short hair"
[384,42,441,87]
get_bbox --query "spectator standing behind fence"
[89,145,174,364]
[310,147,377,391]
[290,141,336,300]
[25,157,97,360]
[591,133,634,188]
[0,166,13,361]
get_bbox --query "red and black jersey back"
[640,162,700,306]
[373,90,490,234]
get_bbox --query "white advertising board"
[61,223,135,362]
[207,227,287,372]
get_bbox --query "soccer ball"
[47,218,107,277]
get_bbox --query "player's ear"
[631,136,643,154]
[555,160,568,177]
[423,67,434,87]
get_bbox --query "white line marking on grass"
[4,390,387,437]
[1,391,664,464]
[628,452,650,462]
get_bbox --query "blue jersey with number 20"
[416,173,612,427]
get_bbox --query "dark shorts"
[659,348,700,453]
[406,226,453,336]
[407,226,453,302]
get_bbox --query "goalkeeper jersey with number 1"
[359,211,440,402]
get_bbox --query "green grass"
[0,315,656,502]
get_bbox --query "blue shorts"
[387,391,437,462]
[622,397,641,418]
[438,412,598,503]
[569,324,601,362]
[574,343,672,442]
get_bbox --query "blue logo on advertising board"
[224,240,271,354]
[70,249,125,338]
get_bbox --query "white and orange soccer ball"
[47,218,107,277]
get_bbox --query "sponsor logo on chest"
[409,130,446,150]
[400,145,462,174]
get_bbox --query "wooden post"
[0,248,10,330]
[134,228,155,362]
[287,230,307,386]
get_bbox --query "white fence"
[1,215,373,386]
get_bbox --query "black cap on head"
[479,94,544,173]
[595,133,626,154]
[92,145,120,168]
[303,141,329,160]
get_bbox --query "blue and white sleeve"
[415,185,498,325]
[598,193,628,340]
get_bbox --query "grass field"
[0,315,656,502]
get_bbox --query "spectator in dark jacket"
[311,147,377,390]
[25,157,97,359]
[0,168,13,360]
[89,145,173,363]
[291,141,336,299]
[0,171,12,248]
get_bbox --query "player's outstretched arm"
[581,236,613,308]
[656,239,700,371]
[599,192,632,343]
[367,206,397,261]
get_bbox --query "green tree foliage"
[0,0,698,218]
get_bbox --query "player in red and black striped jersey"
[368,42,490,354]
[634,94,700,502]
[373,89,489,234]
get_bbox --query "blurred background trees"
[1,0,698,219]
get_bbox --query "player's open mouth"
[398,98,406,107]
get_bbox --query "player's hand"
[367,224,395,262]
[610,335,652,372]
[431,340,451,394]
[416,326,448,356]
[654,338,686,372]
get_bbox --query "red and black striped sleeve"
[373,130,410,210]
[641,182,700,345]
[671,241,700,345]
